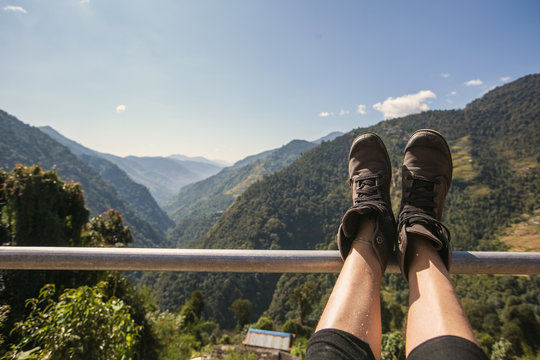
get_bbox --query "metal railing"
[1,247,540,275]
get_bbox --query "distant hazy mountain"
[1,113,166,248]
[100,154,222,205]
[312,131,343,144]
[168,154,231,168]
[39,126,224,205]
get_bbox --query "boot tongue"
[409,179,437,214]
[405,223,443,250]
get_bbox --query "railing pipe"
[1,247,539,275]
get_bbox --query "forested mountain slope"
[0,111,166,248]
[79,154,175,232]
[165,139,319,222]
[164,139,319,248]
[141,74,540,343]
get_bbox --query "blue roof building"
[242,328,294,352]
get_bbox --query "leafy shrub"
[3,282,140,360]
[381,331,405,360]
[253,316,274,331]
[281,319,313,338]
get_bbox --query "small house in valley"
[243,328,294,352]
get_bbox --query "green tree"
[82,209,133,247]
[3,282,141,360]
[231,299,252,331]
[179,290,205,328]
[281,319,312,338]
[490,338,514,360]
[0,165,94,338]
[253,316,274,331]
[288,280,319,325]
[0,164,89,247]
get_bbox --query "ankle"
[348,218,383,277]
[406,234,448,278]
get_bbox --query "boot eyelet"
[376,236,383,245]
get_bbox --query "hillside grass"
[225,163,266,197]
[512,156,538,174]
[450,136,476,182]
[499,209,540,252]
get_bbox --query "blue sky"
[1,1,539,163]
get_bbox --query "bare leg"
[405,234,479,355]
[316,218,383,359]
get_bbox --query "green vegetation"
[3,282,141,360]
[0,165,159,359]
[151,291,219,359]
[381,331,405,360]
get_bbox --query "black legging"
[306,329,488,360]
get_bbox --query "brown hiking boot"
[397,129,453,280]
[337,132,397,273]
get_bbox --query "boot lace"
[398,174,450,245]
[351,173,388,214]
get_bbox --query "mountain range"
[0,111,343,249]
[38,126,226,205]
[38,122,343,249]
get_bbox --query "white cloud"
[372,90,436,119]
[465,79,483,86]
[450,91,457,96]
[80,0,90,3]
[116,104,126,113]
[501,76,510,82]
[357,104,367,115]
[339,109,350,116]
[441,73,450,78]
[319,111,333,117]
[3,6,27,13]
